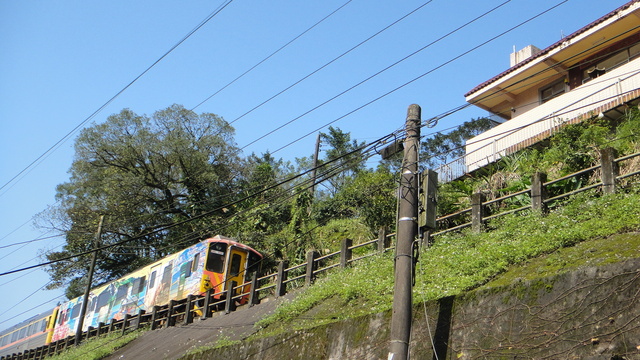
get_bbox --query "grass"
[255,187,640,337]
[44,329,145,360]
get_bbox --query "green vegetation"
[45,329,145,360]
[256,187,640,335]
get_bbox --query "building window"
[540,79,566,103]
[583,41,640,83]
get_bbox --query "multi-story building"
[443,0,640,180]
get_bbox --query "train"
[0,235,262,358]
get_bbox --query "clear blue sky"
[0,0,630,329]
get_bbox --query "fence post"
[340,238,353,268]
[305,250,319,286]
[275,260,288,297]
[108,318,117,333]
[150,306,159,330]
[471,192,485,233]
[601,147,619,194]
[201,288,213,320]
[377,227,389,253]
[531,172,548,212]
[165,301,175,328]
[121,314,130,335]
[249,272,259,307]
[225,281,237,314]
[135,309,145,330]
[183,295,194,325]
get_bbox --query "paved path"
[104,293,296,360]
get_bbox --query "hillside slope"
[180,232,640,359]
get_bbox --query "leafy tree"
[38,104,242,297]
[421,117,494,168]
[317,126,366,196]
[314,166,397,234]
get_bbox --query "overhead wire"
[190,0,355,111]
[238,0,512,152]
[221,0,437,131]
[267,0,571,155]
[0,0,236,198]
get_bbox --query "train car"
[52,235,262,341]
[0,308,58,358]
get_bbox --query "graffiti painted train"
[52,235,262,341]
[0,235,261,359]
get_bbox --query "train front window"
[205,243,227,273]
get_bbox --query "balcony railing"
[440,58,640,181]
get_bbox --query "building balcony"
[436,58,640,183]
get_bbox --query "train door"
[146,264,161,307]
[226,247,247,296]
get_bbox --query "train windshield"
[205,242,227,273]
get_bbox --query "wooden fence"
[433,148,640,236]
[4,148,639,360]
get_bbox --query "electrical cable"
[237,0,511,152]
[266,0,570,155]
[0,0,235,198]
[222,0,437,130]
[190,0,355,111]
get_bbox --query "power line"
[190,0,355,111]
[224,0,437,129]
[266,0,570,155]
[0,0,236,197]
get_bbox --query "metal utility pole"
[75,215,104,346]
[389,104,421,360]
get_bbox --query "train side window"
[18,327,26,340]
[115,283,130,302]
[161,263,172,288]
[71,302,82,319]
[11,331,18,343]
[247,252,261,274]
[28,322,36,336]
[135,276,146,294]
[182,260,193,278]
[96,289,111,311]
[149,271,157,289]
[40,318,48,332]
[192,253,200,273]
[205,243,227,273]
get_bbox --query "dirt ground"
[103,293,297,360]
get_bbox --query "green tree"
[318,126,366,196]
[421,117,494,168]
[38,104,242,297]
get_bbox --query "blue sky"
[0,0,631,329]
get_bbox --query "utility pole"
[389,104,421,360]
[310,133,321,196]
[75,215,104,346]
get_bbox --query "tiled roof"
[464,0,639,97]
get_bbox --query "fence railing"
[432,148,640,236]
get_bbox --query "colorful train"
[0,235,262,358]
